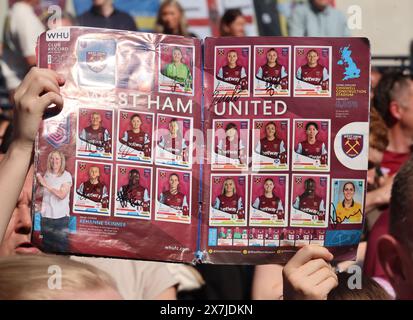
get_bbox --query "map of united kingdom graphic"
[337,45,361,80]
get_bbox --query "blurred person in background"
[288,0,349,37]
[366,108,389,195]
[77,0,137,31]
[41,10,75,29]
[370,67,383,100]
[378,157,413,300]
[155,0,196,37]
[219,8,246,37]
[0,0,45,101]
[364,72,413,287]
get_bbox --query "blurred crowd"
[0,0,413,301]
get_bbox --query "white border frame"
[158,43,195,97]
[113,164,153,220]
[290,173,330,228]
[249,173,289,227]
[211,118,250,171]
[154,113,194,169]
[116,109,155,165]
[293,45,332,98]
[209,173,249,227]
[213,45,251,97]
[330,178,365,225]
[72,159,113,216]
[251,118,290,172]
[292,118,331,172]
[76,107,115,161]
[154,167,192,225]
[252,45,291,97]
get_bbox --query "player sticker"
[73,160,112,216]
[279,228,295,246]
[253,45,291,97]
[159,44,195,96]
[290,174,330,228]
[117,41,155,92]
[116,110,154,164]
[214,46,250,97]
[155,168,192,224]
[295,228,312,246]
[310,229,326,246]
[249,228,265,247]
[252,119,289,171]
[211,119,249,171]
[77,37,117,88]
[331,179,365,225]
[264,228,280,247]
[294,46,332,97]
[250,174,288,227]
[292,119,330,171]
[76,108,114,160]
[209,174,248,227]
[114,165,152,220]
[155,114,193,169]
[218,227,233,246]
[233,227,249,246]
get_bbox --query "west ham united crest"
[86,51,107,73]
[342,134,363,158]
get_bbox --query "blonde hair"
[46,150,66,176]
[155,0,191,36]
[89,166,100,178]
[0,255,118,300]
[221,178,237,195]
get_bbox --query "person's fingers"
[298,258,331,276]
[27,78,61,97]
[40,69,65,87]
[38,92,64,118]
[315,275,339,299]
[306,266,337,287]
[285,245,333,271]
[22,68,63,94]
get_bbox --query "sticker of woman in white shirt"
[36,150,72,253]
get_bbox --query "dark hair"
[265,121,276,128]
[264,178,274,184]
[305,122,318,131]
[169,173,179,180]
[130,114,142,122]
[328,272,391,300]
[219,9,243,36]
[343,181,356,192]
[129,169,139,177]
[373,71,412,127]
[389,156,413,246]
[304,178,315,189]
[225,122,238,131]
